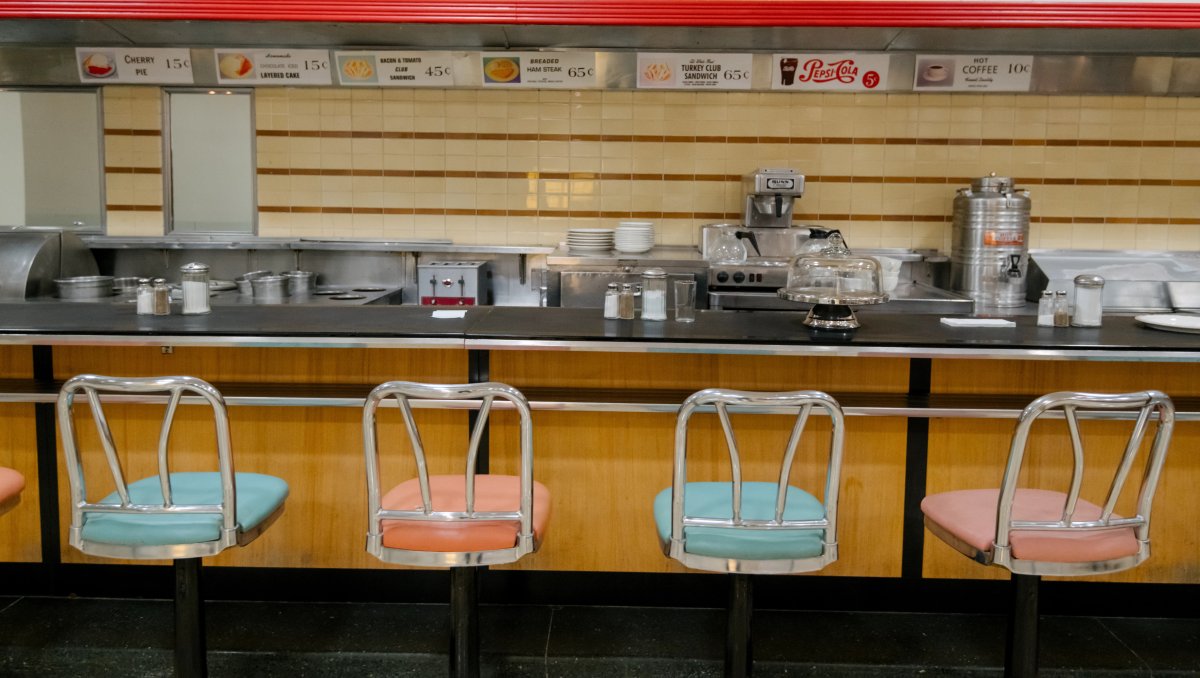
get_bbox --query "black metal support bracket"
[726,573,753,677]
[174,557,208,678]
[1005,572,1040,678]
[901,357,932,579]
[32,346,60,586]
[449,566,481,678]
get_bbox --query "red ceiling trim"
[1,1,1200,28]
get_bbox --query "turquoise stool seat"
[654,482,825,560]
[82,472,289,547]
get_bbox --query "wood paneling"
[925,419,1200,583]
[0,404,41,562]
[931,359,1200,398]
[0,345,32,379]
[490,352,909,394]
[52,346,467,568]
[53,345,465,385]
[489,351,908,574]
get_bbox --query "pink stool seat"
[0,466,25,514]
[922,488,1139,563]
[381,474,551,553]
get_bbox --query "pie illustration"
[641,62,671,83]
[484,57,520,83]
[82,53,115,78]
[341,58,374,80]
[218,53,254,79]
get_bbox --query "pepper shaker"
[617,283,636,320]
[152,278,171,316]
[1053,290,1070,327]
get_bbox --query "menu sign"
[76,48,194,84]
[636,53,752,90]
[480,52,596,88]
[771,54,890,91]
[334,51,455,87]
[214,49,332,85]
[913,55,1033,91]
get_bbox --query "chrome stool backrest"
[667,388,847,573]
[362,381,536,566]
[993,390,1175,574]
[58,374,239,559]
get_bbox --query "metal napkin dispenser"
[0,226,98,300]
[417,260,491,306]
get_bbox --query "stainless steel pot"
[236,270,272,296]
[282,270,316,296]
[250,275,289,302]
[54,275,114,299]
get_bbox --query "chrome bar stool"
[653,388,846,677]
[0,465,24,516]
[921,390,1175,678]
[58,375,289,678]
[363,381,550,678]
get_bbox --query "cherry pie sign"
[772,54,890,91]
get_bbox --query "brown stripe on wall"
[255,206,963,222]
[252,168,1198,188]
[254,130,1196,148]
[105,167,162,174]
[106,205,162,212]
[104,129,161,136]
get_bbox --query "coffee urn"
[950,175,1031,308]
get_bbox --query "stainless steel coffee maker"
[743,168,805,228]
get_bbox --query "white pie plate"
[1135,313,1200,334]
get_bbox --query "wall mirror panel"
[0,89,104,231]
[165,89,256,234]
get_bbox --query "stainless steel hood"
[1,19,1199,94]
[2,19,1200,56]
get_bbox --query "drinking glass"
[674,279,696,323]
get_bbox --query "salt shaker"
[135,278,154,315]
[618,283,636,320]
[180,262,211,315]
[1036,290,1054,327]
[603,283,620,319]
[640,269,667,321]
[152,278,171,315]
[1053,290,1070,327]
[1071,274,1104,327]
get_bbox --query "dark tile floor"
[0,596,1196,676]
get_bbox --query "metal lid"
[641,268,667,279]
[180,262,210,273]
[153,278,168,285]
[606,282,619,289]
[970,173,1014,193]
[1074,274,1105,288]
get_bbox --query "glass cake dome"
[777,232,887,329]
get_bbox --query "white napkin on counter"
[940,317,1016,328]
[432,310,468,319]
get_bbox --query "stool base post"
[449,566,480,678]
[1005,572,1039,678]
[174,557,207,678]
[726,573,753,678]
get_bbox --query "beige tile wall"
[103,86,1200,252]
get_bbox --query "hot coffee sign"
[771,53,891,91]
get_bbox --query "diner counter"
[0,302,1197,587]
[0,302,1197,360]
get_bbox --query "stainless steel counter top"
[0,303,1197,362]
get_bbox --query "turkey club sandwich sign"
[771,54,890,91]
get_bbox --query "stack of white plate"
[614,221,656,253]
[566,228,615,252]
